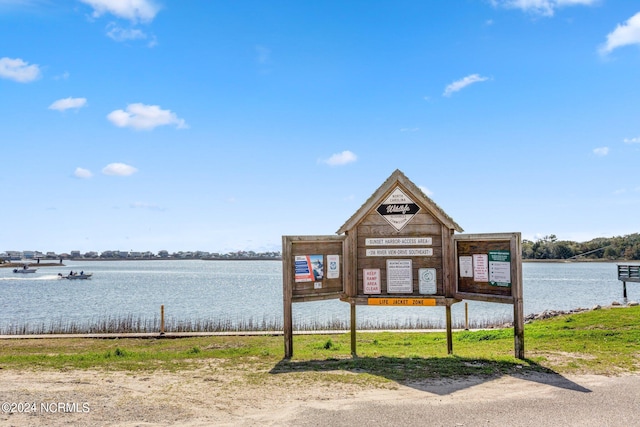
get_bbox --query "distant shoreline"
[1,258,281,267]
[4,258,636,268]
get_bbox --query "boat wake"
[0,274,62,281]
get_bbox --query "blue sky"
[1,0,639,254]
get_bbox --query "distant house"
[6,251,23,261]
[100,251,118,258]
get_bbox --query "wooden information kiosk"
[282,169,523,359]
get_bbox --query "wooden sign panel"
[454,233,522,304]
[282,170,525,359]
[353,202,449,299]
[282,235,347,358]
[282,235,346,302]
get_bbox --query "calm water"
[0,260,633,332]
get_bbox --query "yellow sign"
[367,298,436,306]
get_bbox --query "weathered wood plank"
[358,211,441,227]
[356,234,443,247]
[282,236,293,358]
[356,246,443,260]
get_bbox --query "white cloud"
[53,71,70,80]
[107,103,188,130]
[74,167,93,179]
[593,146,609,156]
[106,24,147,41]
[49,97,87,111]
[102,163,138,176]
[599,12,640,55]
[0,57,41,82]
[443,74,489,97]
[105,24,157,47]
[624,137,640,144]
[79,0,160,23]
[321,150,358,166]
[491,0,598,17]
[419,185,433,197]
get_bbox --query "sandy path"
[1,367,637,426]
[0,364,382,426]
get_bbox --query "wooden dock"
[617,264,640,298]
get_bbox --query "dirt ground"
[1,363,638,426]
[0,361,380,427]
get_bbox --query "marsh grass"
[0,306,638,379]
[0,314,507,335]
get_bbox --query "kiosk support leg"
[446,304,453,355]
[514,297,525,360]
[284,300,293,359]
[350,302,357,357]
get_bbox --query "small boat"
[58,272,93,280]
[13,265,37,273]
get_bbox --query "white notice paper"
[363,269,381,294]
[419,268,437,295]
[459,256,473,278]
[327,255,340,279]
[489,261,511,285]
[473,254,489,282]
[386,259,413,293]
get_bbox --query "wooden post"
[160,305,165,335]
[282,237,293,358]
[512,237,525,359]
[464,302,469,330]
[513,297,524,359]
[284,301,293,358]
[446,304,453,354]
[350,302,357,357]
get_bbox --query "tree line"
[522,233,640,260]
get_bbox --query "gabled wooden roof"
[336,169,463,234]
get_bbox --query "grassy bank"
[0,306,637,380]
